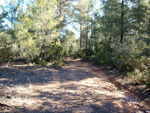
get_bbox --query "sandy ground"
[0,58,150,113]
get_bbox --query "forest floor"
[0,58,150,113]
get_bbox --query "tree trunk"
[93,24,98,53]
[86,25,88,60]
[109,22,113,41]
[120,0,124,44]
[80,22,82,49]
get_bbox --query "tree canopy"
[0,0,150,86]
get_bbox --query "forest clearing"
[0,0,150,112]
[0,58,149,113]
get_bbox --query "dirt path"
[0,58,149,113]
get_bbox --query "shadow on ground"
[16,84,127,113]
[0,59,147,113]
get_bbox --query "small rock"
[0,103,8,107]
[9,80,13,83]
[11,72,16,74]
[145,110,150,113]
[145,98,150,105]
[6,95,11,99]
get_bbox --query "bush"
[110,42,136,71]
[92,37,150,86]
[18,34,40,62]
[46,41,64,62]
[0,32,13,63]
[40,60,47,66]
[94,40,112,64]
[72,48,94,60]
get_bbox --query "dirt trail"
[0,58,149,113]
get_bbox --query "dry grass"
[0,58,149,112]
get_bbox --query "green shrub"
[72,48,94,60]
[40,60,47,66]
[0,32,13,63]
[93,37,150,86]
[46,41,64,66]
[94,40,112,64]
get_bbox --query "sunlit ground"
[0,59,149,113]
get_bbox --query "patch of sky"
[66,0,102,39]
[0,0,102,38]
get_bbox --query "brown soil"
[0,58,149,113]
[83,60,150,106]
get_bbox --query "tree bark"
[93,24,98,53]
[109,22,113,41]
[86,25,88,60]
[80,22,82,49]
[120,0,124,44]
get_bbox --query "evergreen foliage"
[0,0,149,86]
